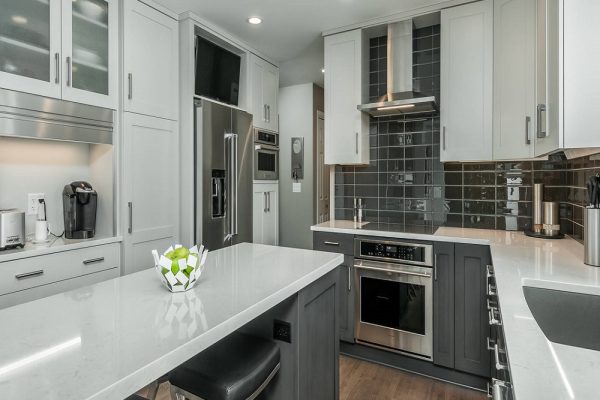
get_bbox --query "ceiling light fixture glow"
[376,104,415,111]
[247,17,262,25]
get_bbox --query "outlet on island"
[273,319,291,343]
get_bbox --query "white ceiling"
[153,0,452,63]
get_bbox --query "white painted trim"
[138,0,178,20]
[321,0,475,37]
[179,11,280,67]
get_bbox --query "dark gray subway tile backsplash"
[333,27,600,244]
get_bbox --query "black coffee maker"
[63,181,97,239]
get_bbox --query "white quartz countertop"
[312,221,600,399]
[0,243,343,400]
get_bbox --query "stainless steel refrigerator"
[194,98,253,250]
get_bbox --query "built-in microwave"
[254,129,279,180]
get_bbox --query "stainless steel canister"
[533,183,544,233]
[542,201,560,236]
[584,208,600,267]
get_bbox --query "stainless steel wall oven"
[254,129,279,180]
[354,237,434,359]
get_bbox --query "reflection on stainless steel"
[0,336,81,377]
[533,183,544,232]
[584,208,600,267]
[0,88,113,144]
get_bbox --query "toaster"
[0,209,25,250]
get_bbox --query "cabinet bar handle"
[66,56,72,87]
[486,264,495,280]
[525,116,531,144]
[128,73,133,100]
[347,265,351,291]
[263,104,267,122]
[434,254,438,281]
[323,241,340,246]
[54,53,60,84]
[264,192,267,212]
[536,104,547,138]
[355,132,358,154]
[488,282,498,296]
[15,270,44,280]
[267,105,271,122]
[442,126,446,150]
[128,202,133,234]
[267,192,271,212]
[83,257,105,265]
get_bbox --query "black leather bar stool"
[169,332,281,400]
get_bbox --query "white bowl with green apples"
[153,244,208,292]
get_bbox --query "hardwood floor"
[340,356,485,400]
[144,355,486,400]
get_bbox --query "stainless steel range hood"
[0,88,113,144]
[358,19,438,117]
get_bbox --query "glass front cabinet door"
[62,0,117,108]
[0,0,62,98]
[0,0,117,108]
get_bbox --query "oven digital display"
[361,242,425,262]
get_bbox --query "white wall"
[278,84,315,249]
[279,37,324,88]
[0,137,113,237]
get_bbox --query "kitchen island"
[0,243,343,400]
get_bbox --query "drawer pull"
[15,270,44,280]
[489,307,502,326]
[494,344,508,371]
[323,241,340,246]
[83,257,105,265]
[486,264,495,280]
[488,282,498,296]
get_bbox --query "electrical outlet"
[27,193,44,215]
[273,319,291,343]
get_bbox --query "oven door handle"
[354,263,432,278]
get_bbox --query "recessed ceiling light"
[11,15,27,25]
[247,17,262,25]
[321,68,325,73]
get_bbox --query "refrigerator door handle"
[233,133,239,236]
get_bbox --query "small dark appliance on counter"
[63,181,97,239]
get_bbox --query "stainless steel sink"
[523,286,600,351]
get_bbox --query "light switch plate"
[27,193,44,215]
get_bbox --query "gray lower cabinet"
[338,255,355,342]
[454,244,492,378]
[433,242,455,369]
[298,269,339,400]
[313,231,355,343]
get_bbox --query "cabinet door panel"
[324,29,369,165]
[123,113,177,274]
[0,0,62,98]
[493,0,536,159]
[433,242,455,368]
[61,0,118,108]
[123,0,178,120]
[338,255,355,343]
[454,244,491,378]
[441,0,493,162]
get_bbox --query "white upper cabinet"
[123,0,178,120]
[324,29,369,165]
[0,0,62,98]
[535,0,600,156]
[493,0,536,160]
[0,0,118,109]
[61,0,118,108]
[250,55,279,132]
[440,0,493,162]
